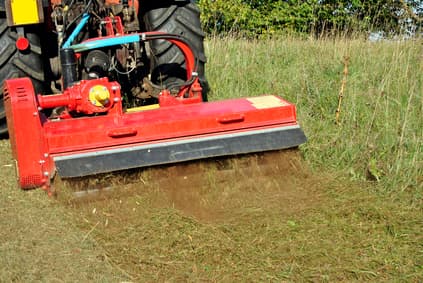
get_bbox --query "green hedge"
[198,0,422,37]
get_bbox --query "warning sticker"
[247,95,289,109]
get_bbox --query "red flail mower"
[3,4,306,194]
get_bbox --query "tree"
[198,0,422,37]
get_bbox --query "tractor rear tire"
[142,0,209,101]
[0,16,46,137]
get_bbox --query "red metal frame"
[103,16,124,36]
[4,76,300,193]
[4,79,53,190]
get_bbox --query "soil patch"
[58,149,323,224]
[54,149,330,280]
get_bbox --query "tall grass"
[205,36,422,193]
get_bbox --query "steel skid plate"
[54,125,305,177]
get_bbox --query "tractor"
[1,0,306,193]
[0,0,208,135]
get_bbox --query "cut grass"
[0,141,128,281]
[63,152,422,281]
[0,37,422,281]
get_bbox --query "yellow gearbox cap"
[89,85,110,107]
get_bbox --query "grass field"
[206,36,422,191]
[1,37,422,281]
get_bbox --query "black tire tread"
[0,17,45,137]
[142,1,209,100]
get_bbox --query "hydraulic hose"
[68,32,199,90]
[62,13,90,48]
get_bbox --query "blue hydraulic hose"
[62,13,91,48]
[69,34,141,52]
